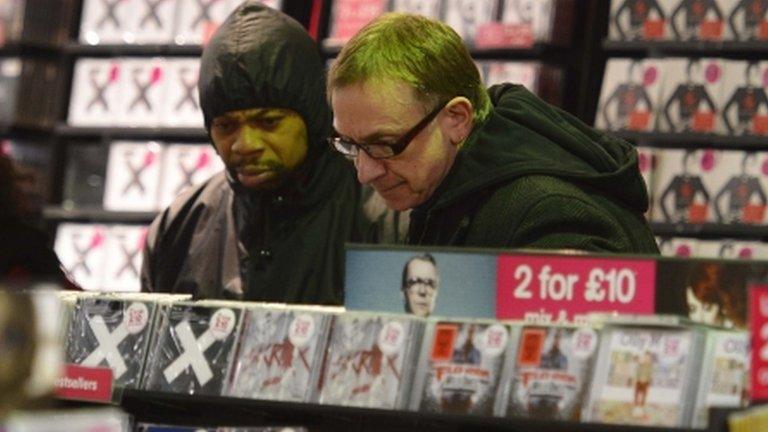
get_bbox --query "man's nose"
[231,125,265,156]
[355,151,386,184]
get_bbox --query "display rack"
[651,222,768,241]
[42,207,156,223]
[55,125,208,141]
[602,40,768,57]
[612,131,768,150]
[59,390,723,432]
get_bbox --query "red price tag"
[55,364,113,403]
[750,285,768,400]
[496,255,656,322]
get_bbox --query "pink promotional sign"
[497,254,657,322]
[330,0,387,42]
[750,285,768,401]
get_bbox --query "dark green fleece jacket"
[407,84,659,254]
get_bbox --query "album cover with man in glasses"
[344,246,496,319]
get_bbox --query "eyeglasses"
[404,277,437,291]
[328,100,447,159]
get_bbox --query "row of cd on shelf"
[65,57,563,128]
[596,58,768,136]
[609,147,768,225]
[59,291,746,429]
[78,0,280,46]
[607,0,768,42]
[658,237,768,260]
[323,0,574,49]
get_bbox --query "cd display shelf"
[59,389,734,432]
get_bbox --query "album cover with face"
[324,0,388,48]
[118,58,167,127]
[162,58,204,128]
[226,306,333,403]
[103,141,163,211]
[726,0,768,41]
[470,0,536,48]
[65,296,157,388]
[504,325,599,421]
[174,0,239,46]
[707,150,768,224]
[658,58,725,133]
[54,223,108,291]
[596,58,664,132]
[125,0,177,44]
[720,61,768,136]
[410,318,512,416]
[692,329,748,428]
[668,0,733,41]
[442,0,495,46]
[78,0,133,44]
[582,325,704,427]
[388,0,444,19]
[142,303,242,395]
[318,312,424,409]
[157,144,223,209]
[68,58,125,127]
[101,225,148,292]
[657,237,700,258]
[651,148,720,224]
[608,0,670,41]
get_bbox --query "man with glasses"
[141,2,375,303]
[401,253,439,317]
[327,13,658,253]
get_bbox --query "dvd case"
[173,0,239,45]
[101,225,148,292]
[726,0,768,41]
[68,58,124,127]
[54,223,108,291]
[317,312,424,409]
[61,144,109,208]
[410,318,514,416]
[388,0,444,19]
[103,141,163,212]
[142,302,242,395]
[710,150,768,224]
[720,61,768,136]
[596,58,664,132]
[608,0,670,41]
[503,325,599,421]
[227,305,333,403]
[119,58,167,127]
[443,0,495,46]
[324,0,388,48]
[161,58,204,128]
[692,329,748,427]
[582,323,705,427]
[65,296,158,388]
[652,148,720,224]
[78,0,132,44]
[668,0,729,41]
[127,0,177,44]
[658,58,725,134]
[157,144,223,209]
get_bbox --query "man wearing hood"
[141,2,367,303]
[328,13,659,253]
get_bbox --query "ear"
[441,96,474,147]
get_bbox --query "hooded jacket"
[408,84,659,253]
[141,3,367,303]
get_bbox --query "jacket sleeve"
[140,211,166,293]
[507,194,635,253]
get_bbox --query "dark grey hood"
[198,1,331,154]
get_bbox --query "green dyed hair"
[327,12,491,122]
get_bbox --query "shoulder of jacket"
[150,171,231,232]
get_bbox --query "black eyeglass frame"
[328,100,448,159]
